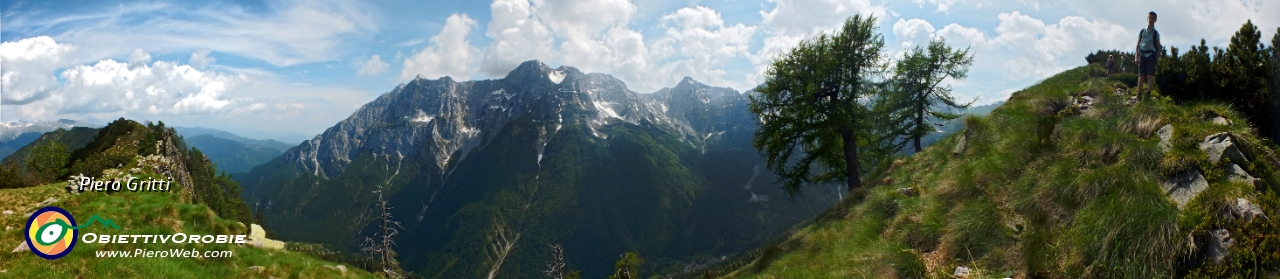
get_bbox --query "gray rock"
[896,187,918,197]
[1200,133,1249,165]
[1223,198,1267,222]
[325,265,348,275]
[11,241,28,253]
[249,266,265,273]
[2,210,11,215]
[952,135,967,155]
[1208,229,1235,265]
[1211,116,1231,126]
[1226,164,1259,186]
[1161,170,1209,209]
[1157,124,1174,153]
[954,266,972,278]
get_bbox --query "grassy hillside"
[3,127,99,167]
[0,183,374,278]
[712,65,1280,278]
[0,119,375,278]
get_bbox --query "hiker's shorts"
[1139,54,1157,76]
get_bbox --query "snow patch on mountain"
[548,69,566,84]
[410,110,435,123]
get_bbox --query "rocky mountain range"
[238,60,838,278]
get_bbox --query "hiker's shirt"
[1139,27,1159,58]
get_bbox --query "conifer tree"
[749,14,885,196]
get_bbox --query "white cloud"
[893,18,936,48]
[936,23,987,47]
[1067,0,1280,49]
[358,55,389,76]
[4,1,377,67]
[649,6,758,89]
[129,48,151,69]
[189,49,216,69]
[482,0,557,76]
[535,0,637,39]
[760,0,891,36]
[747,0,890,88]
[913,0,960,12]
[986,11,1131,79]
[400,13,480,80]
[1,36,360,137]
[475,1,760,91]
[0,36,78,105]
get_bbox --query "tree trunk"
[838,124,863,193]
[914,99,925,152]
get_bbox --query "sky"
[2,0,1278,142]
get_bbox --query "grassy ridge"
[714,65,1280,278]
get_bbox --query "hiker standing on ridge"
[1135,11,1162,100]
[1105,55,1116,76]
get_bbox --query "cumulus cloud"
[0,36,78,105]
[129,48,151,69]
[358,55,389,76]
[474,1,760,91]
[481,0,557,76]
[649,6,758,89]
[0,36,341,128]
[189,49,216,69]
[747,0,890,87]
[893,18,937,48]
[986,11,1131,79]
[1067,0,1280,48]
[400,13,480,80]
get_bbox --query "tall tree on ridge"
[887,37,974,153]
[749,14,885,196]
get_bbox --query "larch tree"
[749,14,885,196]
[887,37,974,153]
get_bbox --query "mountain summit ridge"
[283,60,747,179]
[240,59,834,278]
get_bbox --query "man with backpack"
[1135,11,1162,100]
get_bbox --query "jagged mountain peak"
[282,61,754,179]
[505,60,583,85]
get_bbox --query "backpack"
[1139,28,1162,57]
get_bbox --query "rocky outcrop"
[10,242,27,253]
[1208,229,1235,265]
[1222,198,1267,222]
[952,135,967,155]
[1161,170,1209,209]
[1200,133,1249,165]
[246,224,285,250]
[1226,164,1259,186]
[1210,116,1231,126]
[1157,124,1174,153]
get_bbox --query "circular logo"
[24,206,78,260]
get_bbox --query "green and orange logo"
[25,206,78,260]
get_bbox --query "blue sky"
[2,0,1278,142]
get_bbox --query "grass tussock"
[715,66,1280,278]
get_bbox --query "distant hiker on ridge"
[1135,11,1162,100]
[1105,55,1116,76]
